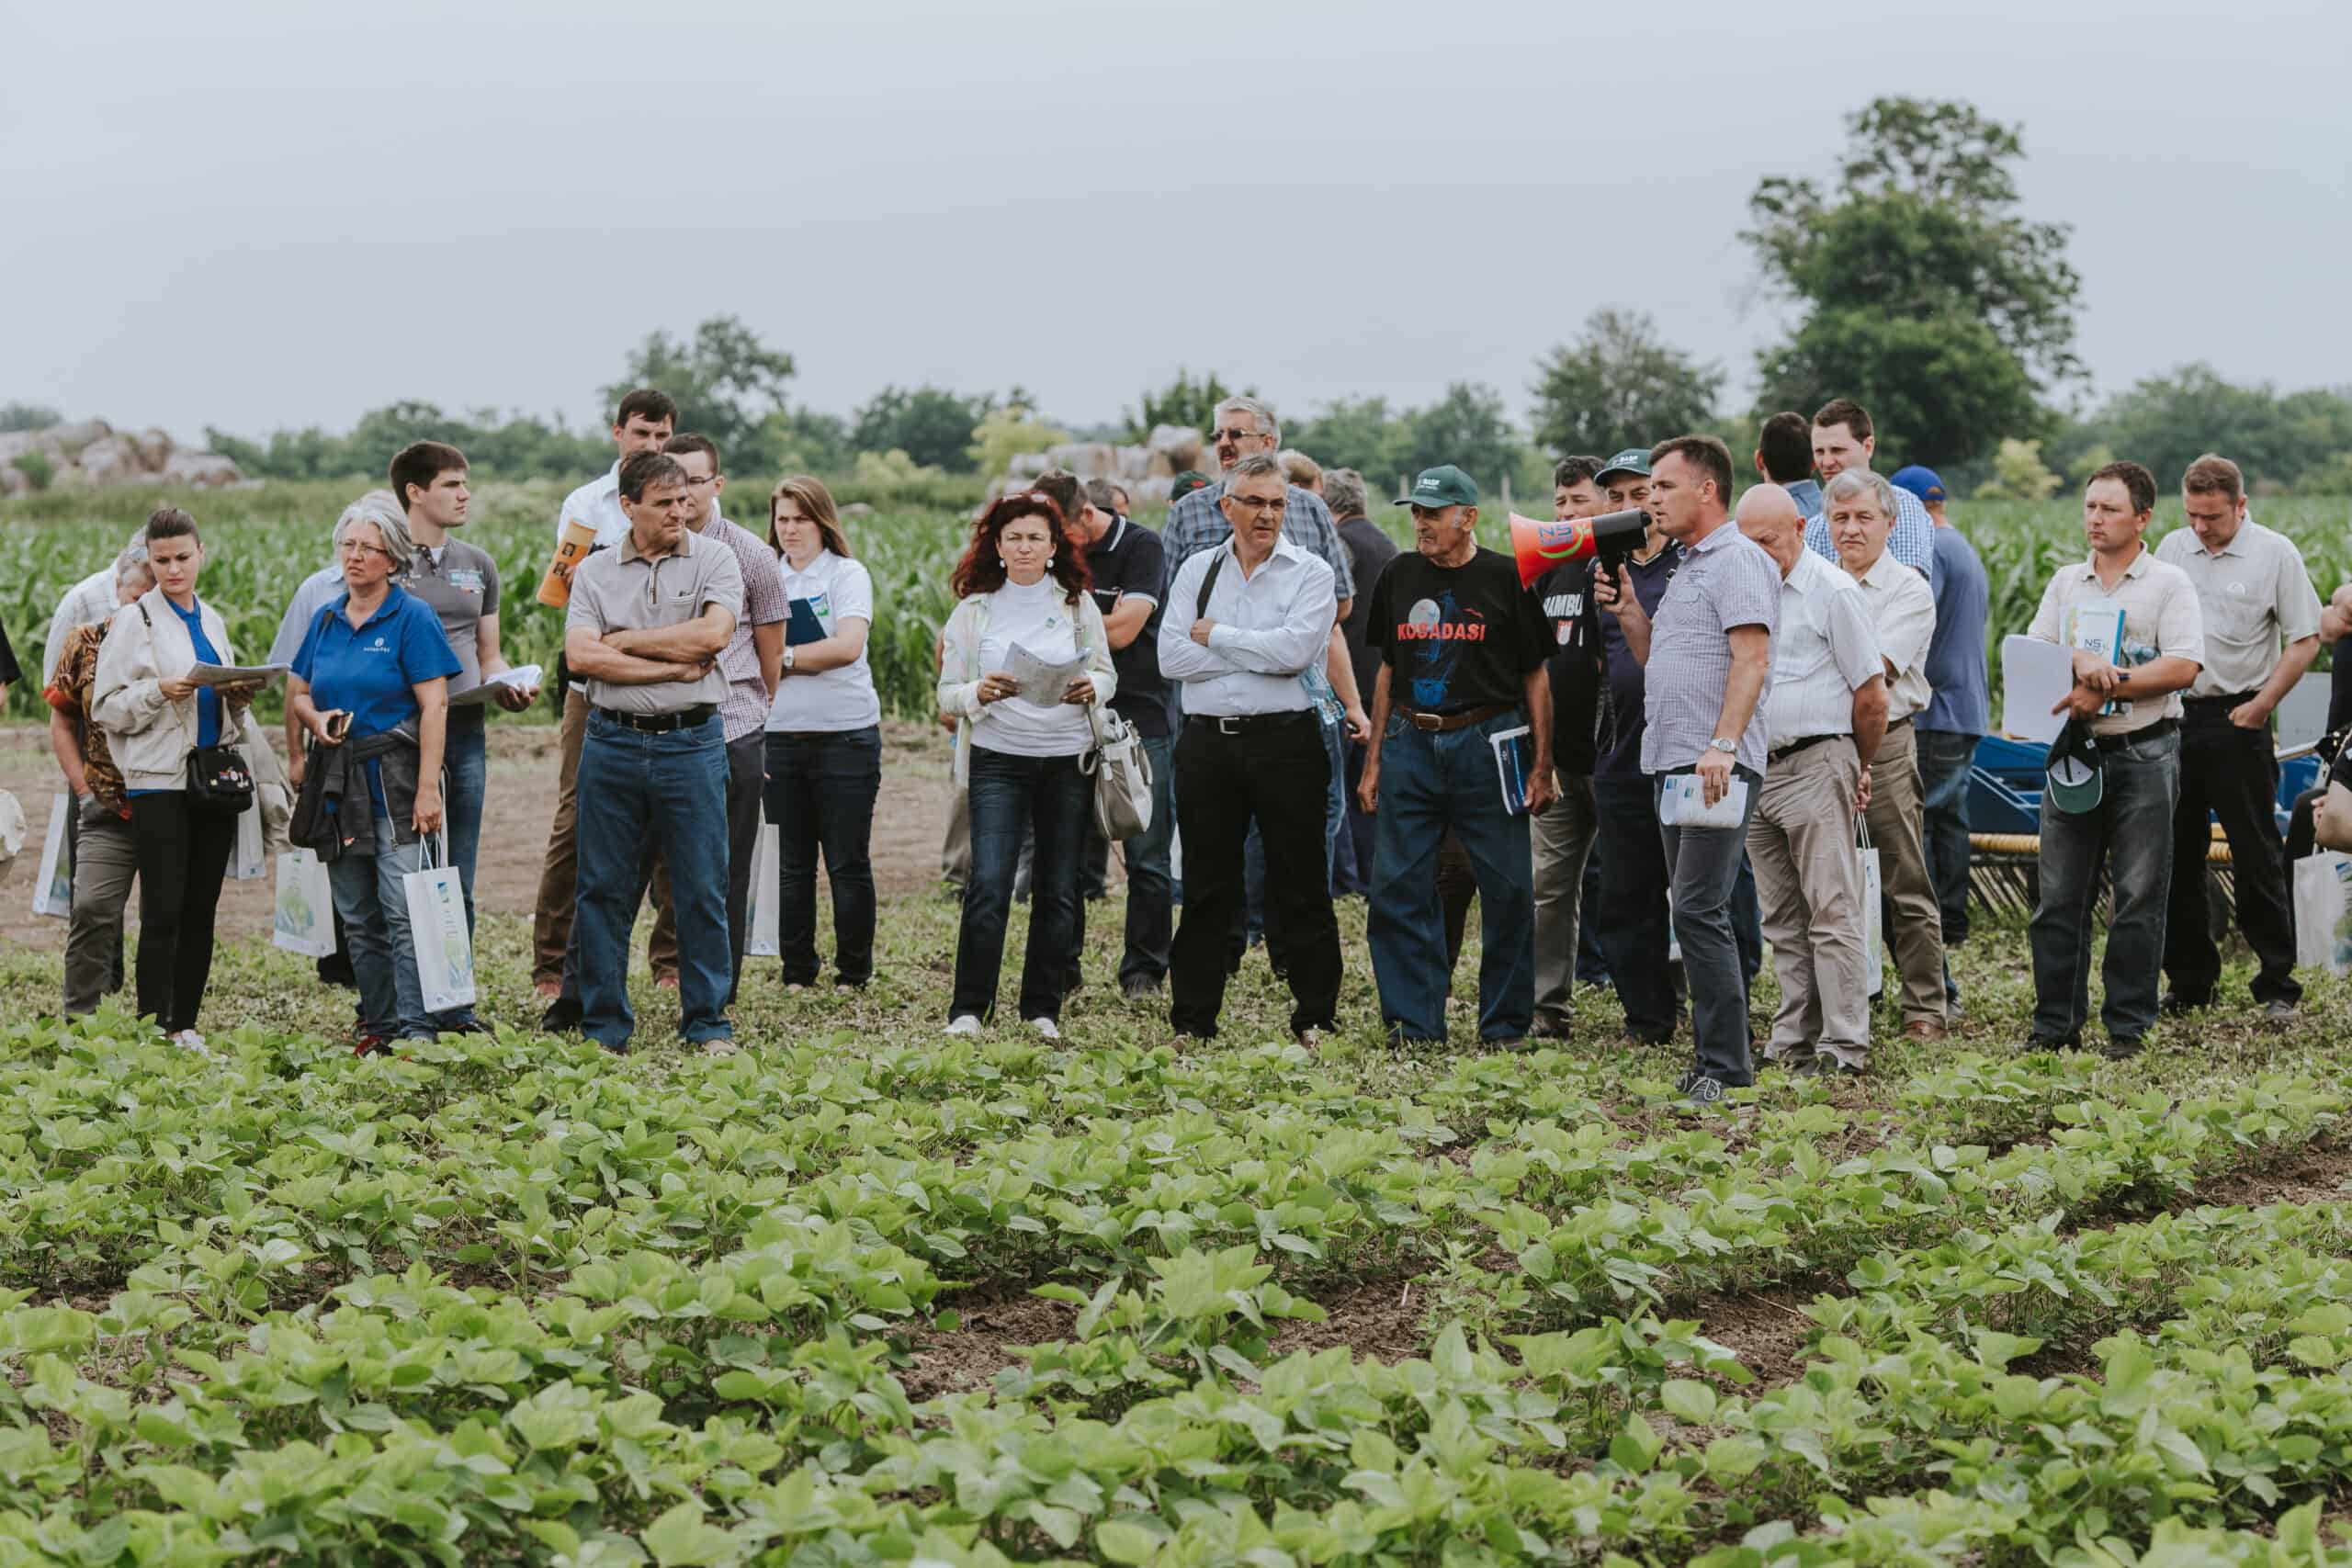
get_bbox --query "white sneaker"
[944,1014,982,1037]
[1027,1017,1061,1041]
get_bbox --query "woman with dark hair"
[763,476,884,990]
[935,491,1116,1038]
[92,507,264,1053]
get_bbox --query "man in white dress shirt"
[1827,468,1948,1041]
[1158,454,1342,1044]
[1740,485,1886,1076]
[534,387,677,1005]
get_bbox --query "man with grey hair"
[1163,395,1367,965]
[1826,467,1947,1041]
[42,531,149,684]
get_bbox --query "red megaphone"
[1508,508,1649,589]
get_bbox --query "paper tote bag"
[403,833,476,1014]
[1859,818,1884,999]
[31,795,73,919]
[746,823,782,958]
[273,848,337,958]
[228,801,266,881]
[2293,852,2352,976]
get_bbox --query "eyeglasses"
[1227,495,1286,514]
[1211,428,1262,446]
[337,540,389,558]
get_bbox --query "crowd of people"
[10,385,2328,1103]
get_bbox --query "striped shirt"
[1763,549,1882,752]
[1640,520,1781,777]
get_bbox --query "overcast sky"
[6,0,2346,446]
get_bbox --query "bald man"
[1740,484,1888,1077]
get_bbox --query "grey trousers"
[63,805,139,1015]
[1532,771,1598,1032]
[1864,722,1949,1028]
[1747,739,1871,1066]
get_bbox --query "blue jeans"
[1367,712,1536,1043]
[955,745,1091,1023]
[430,718,488,1030]
[1656,768,1761,1088]
[763,727,882,987]
[2030,726,2180,1043]
[575,713,732,1049]
[328,812,433,1041]
[1915,728,1978,948]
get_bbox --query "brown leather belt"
[1398,703,1515,733]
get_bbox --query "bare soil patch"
[898,1287,1080,1403]
[1691,1286,1822,1387]
[1270,1276,1432,1363]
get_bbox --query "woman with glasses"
[285,492,462,1050]
[763,476,884,991]
[93,507,266,1054]
[935,490,1115,1039]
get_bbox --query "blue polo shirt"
[292,585,462,738]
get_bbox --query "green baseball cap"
[1395,464,1480,509]
[1596,447,1652,482]
[2044,719,2104,815]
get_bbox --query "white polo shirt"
[1849,550,1937,722]
[556,462,629,550]
[1764,548,1883,752]
[2028,547,2207,736]
[767,548,881,733]
[2153,519,2321,698]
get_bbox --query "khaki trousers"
[531,689,592,986]
[1866,720,1949,1028]
[1747,736,1871,1065]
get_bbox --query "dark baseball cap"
[1596,447,1652,482]
[1396,465,1480,509]
[1891,465,1947,504]
[2045,718,2104,815]
[1169,470,1211,501]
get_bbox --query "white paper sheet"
[187,661,289,688]
[1999,635,2074,745]
[1657,774,1749,829]
[449,664,544,708]
[1004,643,1085,705]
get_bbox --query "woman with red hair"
[935,491,1117,1040]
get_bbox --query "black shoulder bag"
[139,602,256,818]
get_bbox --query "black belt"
[594,704,716,733]
[1186,710,1315,736]
[1398,703,1515,733]
[2093,716,2178,748]
[1767,732,1848,766]
[2183,691,2260,710]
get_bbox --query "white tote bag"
[403,831,476,1014]
[1859,818,1884,999]
[746,822,782,958]
[0,791,26,888]
[273,847,337,957]
[2293,852,2352,976]
[227,803,266,881]
[31,794,73,918]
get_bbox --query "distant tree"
[2069,364,2352,491]
[1289,397,1407,483]
[2300,450,2352,496]
[759,409,851,476]
[968,401,1071,479]
[1531,308,1723,459]
[1124,369,1242,441]
[11,452,55,491]
[853,448,943,486]
[603,315,797,466]
[0,402,61,434]
[1394,383,1524,499]
[1745,96,2080,467]
[1973,437,2063,501]
[851,385,990,473]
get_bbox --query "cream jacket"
[935,586,1117,787]
[92,588,241,794]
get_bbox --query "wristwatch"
[782,646,797,672]
[1707,738,1737,755]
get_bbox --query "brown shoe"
[1903,1019,1949,1042]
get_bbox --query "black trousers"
[128,793,237,1032]
[2164,704,2300,1006]
[1170,712,1340,1038]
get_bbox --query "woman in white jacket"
[934,490,1114,1040]
[93,508,261,1052]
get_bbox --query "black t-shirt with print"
[1364,547,1551,716]
[1537,561,1600,774]
[1082,516,1170,738]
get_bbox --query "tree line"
[9,97,2348,502]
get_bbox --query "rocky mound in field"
[0,419,243,497]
